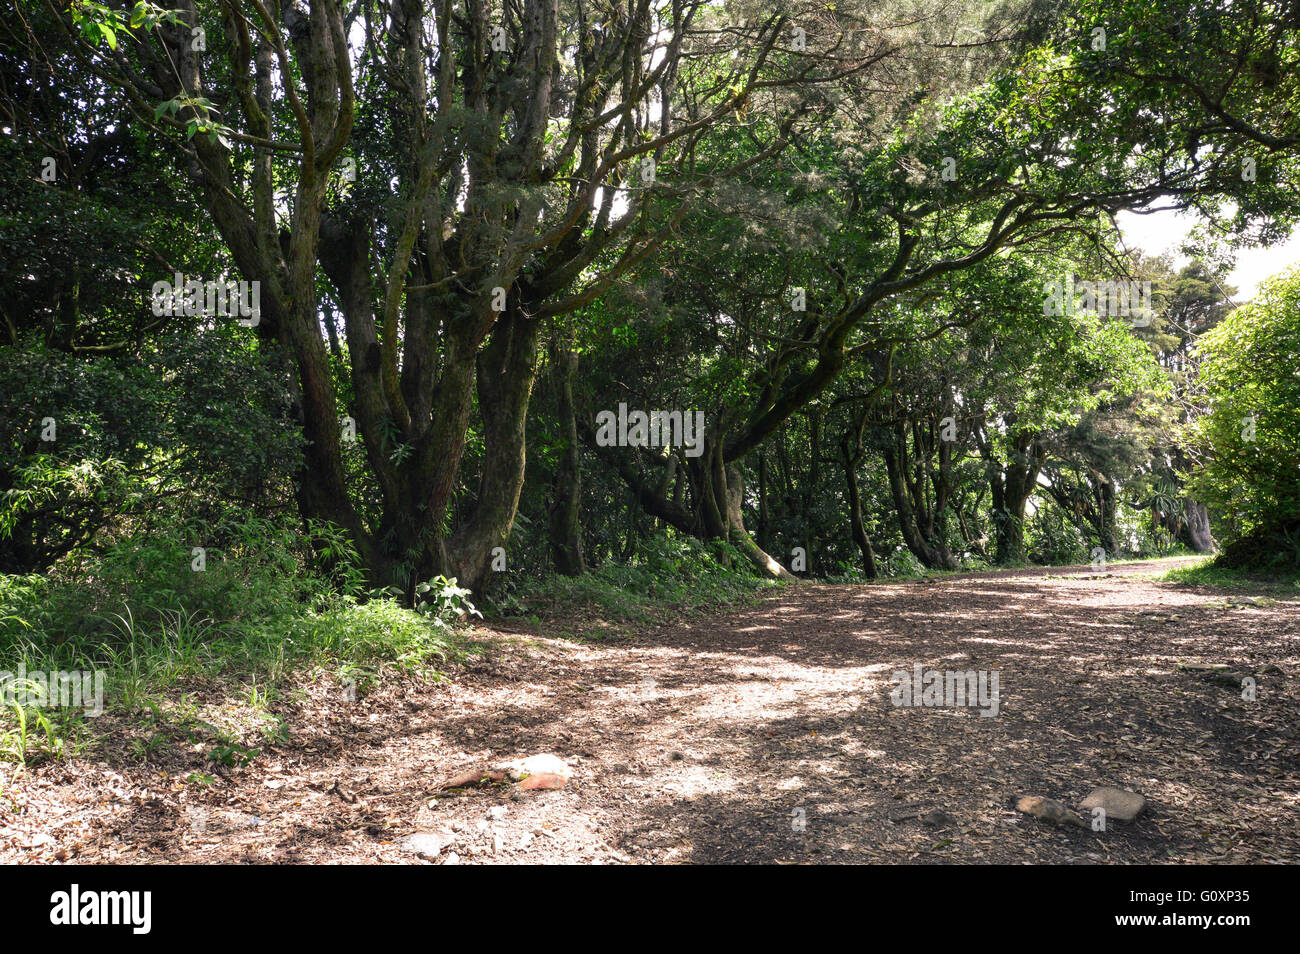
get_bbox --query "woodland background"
[1,0,1298,767]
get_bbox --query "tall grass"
[485,534,784,636]
[1161,558,1300,592]
[0,519,480,766]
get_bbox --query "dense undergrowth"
[0,518,481,767]
[483,534,785,637]
[1161,556,1300,593]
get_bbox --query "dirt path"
[3,559,1297,864]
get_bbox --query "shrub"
[1191,268,1300,566]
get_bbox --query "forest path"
[5,558,1298,864]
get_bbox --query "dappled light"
[1,0,1297,897]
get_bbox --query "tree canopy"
[4,0,1298,590]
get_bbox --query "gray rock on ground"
[1079,786,1146,823]
[399,832,451,859]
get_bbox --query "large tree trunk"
[993,463,1035,565]
[883,448,957,569]
[371,338,480,594]
[1097,478,1122,557]
[1179,499,1216,553]
[447,308,542,593]
[882,422,958,570]
[843,450,879,578]
[592,422,793,580]
[722,462,796,579]
[977,423,1043,566]
[547,345,585,576]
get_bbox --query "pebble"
[399,832,449,859]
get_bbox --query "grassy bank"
[484,536,786,640]
[0,522,482,769]
[1160,558,1300,594]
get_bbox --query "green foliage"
[412,577,483,625]
[0,692,69,767]
[880,547,926,577]
[488,534,781,633]
[0,332,302,573]
[1192,267,1300,562]
[0,514,479,764]
[1162,559,1300,592]
[1027,502,1090,566]
[3,515,357,644]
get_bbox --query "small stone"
[1079,786,1146,824]
[399,832,449,859]
[669,750,685,761]
[443,851,460,865]
[487,805,508,820]
[1016,795,1086,828]
[921,810,955,827]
